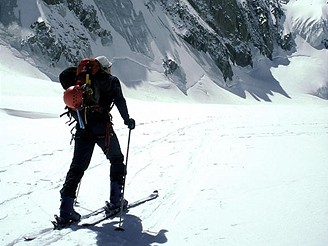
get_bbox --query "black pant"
[60,121,126,198]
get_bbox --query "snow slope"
[1,1,328,246]
[2,0,327,102]
[1,42,328,246]
[283,0,328,48]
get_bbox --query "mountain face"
[159,0,291,80]
[0,0,327,99]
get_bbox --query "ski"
[23,228,53,241]
[23,190,158,241]
[81,190,159,226]
[22,206,106,241]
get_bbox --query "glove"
[124,118,135,130]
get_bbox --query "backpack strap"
[104,120,113,155]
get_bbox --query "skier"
[57,56,135,226]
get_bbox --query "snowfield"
[1,0,328,245]
[1,43,328,245]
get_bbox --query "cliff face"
[0,0,326,98]
[0,1,288,70]
[159,0,292,80]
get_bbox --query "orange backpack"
[63,58,101,110]
[76,58,101,86]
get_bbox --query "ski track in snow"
[2,104,328,245]
[1,0,328,242]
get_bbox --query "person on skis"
[57,56,135,226]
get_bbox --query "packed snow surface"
[1,42,328,246]
[1,1,328,245]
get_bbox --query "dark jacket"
[93,71,129,123]
[59,66,129,124]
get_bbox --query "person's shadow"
[88,214,168,245]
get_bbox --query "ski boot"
[104,181,128,216]
[53,197,81,229]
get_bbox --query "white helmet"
[95,56,112,69]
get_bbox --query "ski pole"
[115,128,132,231]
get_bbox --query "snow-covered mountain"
[1,1,328,246]
[0,0,327,101]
